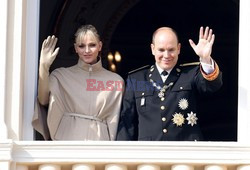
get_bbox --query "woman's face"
[74,32,102,65]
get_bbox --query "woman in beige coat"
[33,24,124,140]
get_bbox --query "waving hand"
[40,35,60,69]
[189,26,215,64]
[38,35,59,105]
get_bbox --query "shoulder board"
[128,65,151,74]
[179,62,200,67]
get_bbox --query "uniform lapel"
[148,65,163,84]
[165,66,181,85]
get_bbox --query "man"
[116,26,223,141]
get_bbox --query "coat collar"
[77,57,103,72]
[148,64,181,86]
[165,66,181,85]
[148,65,163,84]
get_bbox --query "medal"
[158,91,165,98]
[178,98,189,110]
[172,112,185,127]
[186,111,198,126]
[150,78,173,99]
[148,65,174,99]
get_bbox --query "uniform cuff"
[200,61,220,81]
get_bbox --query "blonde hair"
[74,24,101,44]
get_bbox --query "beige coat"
[32,59,124,140]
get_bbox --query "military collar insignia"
[150,67,155,72]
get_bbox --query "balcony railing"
[1,140,250,170]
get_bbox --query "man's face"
[151,29,181,71]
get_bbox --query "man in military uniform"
[116,26,223,141]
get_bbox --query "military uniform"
[116,61,222,141]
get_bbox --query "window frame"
[23,0,250,144]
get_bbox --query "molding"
[238,0,250,143]
[12,141,250,164]
[22,0,40,141]
[0,140,13,161]
[0,0,8,140]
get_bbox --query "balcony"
[1,140,250,170]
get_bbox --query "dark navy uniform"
[116,62,223,141]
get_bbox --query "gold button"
[180,87,183,90]
[163,129,167,133]
[160,106,165,110]
[142,92,145,95]
[161,97,165,101]
[162,117,166,121]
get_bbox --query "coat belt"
[65,113,105,123]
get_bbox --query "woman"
[33,25,124,140]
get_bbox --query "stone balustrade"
[1,141,249,170]
[15,164,250,170]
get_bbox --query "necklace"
[148,65,174,99]
[149,79,174,98]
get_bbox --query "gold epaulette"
[179,62,200,67]
[128,65,151,74]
